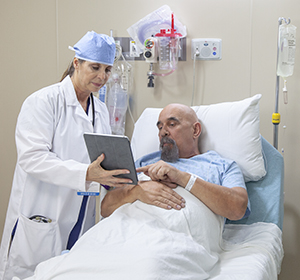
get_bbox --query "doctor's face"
[72,58,112,95]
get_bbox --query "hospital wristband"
[185,174,197,192]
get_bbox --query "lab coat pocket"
[5,214,60,278]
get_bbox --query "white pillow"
[131,94,266,182]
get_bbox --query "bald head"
[160,103,199,123]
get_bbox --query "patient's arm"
[137,161,248,221]
[101,180,186,218]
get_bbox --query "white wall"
[1,0,300,278]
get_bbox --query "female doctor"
[0,31,132,280]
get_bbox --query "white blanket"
[211,223,283,279]
[20,187,283,280]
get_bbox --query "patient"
[20,104,250,280]
[101,103,249,221]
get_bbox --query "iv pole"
[273,17,291,149]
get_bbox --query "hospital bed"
[130,94,284,279]
[21,94,284,280]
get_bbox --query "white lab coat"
[0,76,111,280]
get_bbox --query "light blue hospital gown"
[135,150,251,219]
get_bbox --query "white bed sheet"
[211,223,283,279]
[19,187,283,280]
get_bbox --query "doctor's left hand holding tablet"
[86,153,132,187]
[0,31,129,280]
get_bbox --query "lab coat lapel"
[74,103,93,131]
[92,97,112,134]
[63,77,94,132]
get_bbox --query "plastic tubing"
[152,68,175,76]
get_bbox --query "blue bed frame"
[227,136,284,230]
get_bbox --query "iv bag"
[106,74,127,135]
[277,24,297,78]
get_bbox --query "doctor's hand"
[137,160,189,189]
[136,180,185,210]
[86,154,133,187]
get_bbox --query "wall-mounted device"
[191,38,222,60]
[143,37,158,63]
[142,13,183,87]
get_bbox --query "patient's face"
[157,104,198,158]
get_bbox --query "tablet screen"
[84,133,138,185]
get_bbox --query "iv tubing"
[120,53,135,125]
[152,68,175,76]
[191,47,200,106]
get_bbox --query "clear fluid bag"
[277,24,297,78]
[106,74,127,135]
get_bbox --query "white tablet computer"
[83,133,138,185]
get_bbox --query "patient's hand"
[101,180,186,218]
[137,160,189,188]
[136,180,185,210]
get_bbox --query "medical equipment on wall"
[127,5,186,54]
[142,13,182,87]
[190,38,222,106]
[127,5,186,87]
[273,17,297,149]
[101,32,135,135]
[143,37,158,87]
[155,13,182,71]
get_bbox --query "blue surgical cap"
[69,31,116,66]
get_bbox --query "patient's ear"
[193,122,201,138]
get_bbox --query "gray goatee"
[160,137,179,162]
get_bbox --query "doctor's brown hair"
[60,58,85,82]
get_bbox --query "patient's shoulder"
[201,150,236,164]
[135,151,162,167]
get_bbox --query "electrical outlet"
[191,38,222,60]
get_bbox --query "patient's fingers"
[160,187,186,210]
[136,166,148,173]
[137,161,179,184]
[137,181,185,210]
[149,165,168,181]
[137,164,168,181]
[160,181,178,189]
